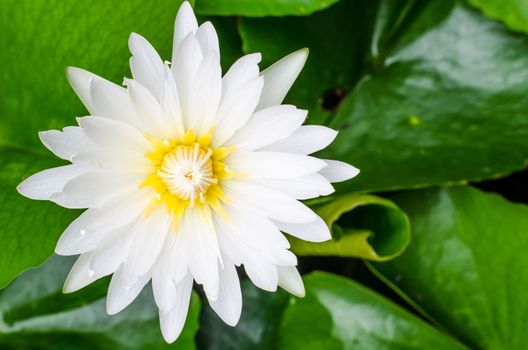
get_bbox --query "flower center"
[158,144,217,205]
[141,130,235,223]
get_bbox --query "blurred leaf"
[370,186,528,349]
[195,0,340,17]
[0,255,200,350]
[279,272,467,350]
[0,149,77,288]
[290,194,410,261]
[197,280,289,350]
[238,0,374,124]
[468,0,528,34]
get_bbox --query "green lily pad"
[195,0,340,17]
[370,186,528,349]
[279,272,467,349]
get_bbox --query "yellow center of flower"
[142,129,234,223]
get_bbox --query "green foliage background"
[1,0,528,348]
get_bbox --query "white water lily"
[17,1,359,343]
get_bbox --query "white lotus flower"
[17,1,359,343]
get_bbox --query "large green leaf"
[370,186,528,349]
[197,280,289,350]
[279,272,467,350]
[195,0,340,17]
[468,0,528,34]
[240,0,528,192]
[0,149,77,288]
[290,194,410,261]
[0,255,200,349]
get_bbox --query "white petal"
[208,257,242,326]
[171,33,203,128]
[213,214,245,266]
[152,273,178,313]
[278,266,305,297]
[161,65,185,139]
[55,171,141,209]
[129,33,165,99]
[253,173,334,200]
[244,257,278,292]
[126,79,167,138]
[226,151,327,179]
[106,266,150,315]
[77,116,150,154]
[319,159,360,183]
[55,190,151,255]
[275,215,331,243]
[262,125,338,155]
[226,205,290,251]
[257,48,308,110]
[213,76,263,146]
[39,127,96,161]
[72,149,152,174]
[221,53,261,99]
[226,105,307,150]
[17,164,90,201]
[172,1,198,62]
[89,224,135,278]
[187,51,222,133]
[159,271,194,343]
[65,67,101,114]
[152,228,190,312]
[121,207,170,287]
[89,78,142,128]
[223,181,316,223]
[213,213,280,291]
[195,21,219,55]
[63,253,98,293]
[183,207,220,300]
[224,206,295,267]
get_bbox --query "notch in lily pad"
[289,194,410,262]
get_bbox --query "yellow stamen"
[141,129,236,227]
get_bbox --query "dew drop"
[80,228,87,236]
[87,269,95,277]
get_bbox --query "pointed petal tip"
[175,0,197,25]
[160,322,181,344]
[16,182,29,198]
[320,160,360,183]
[62,283,76,294]
[65,66,83,78]
[291,287,306,298]
[106,303,119,316]
[290,47,309,62]
[223,315,240,327]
